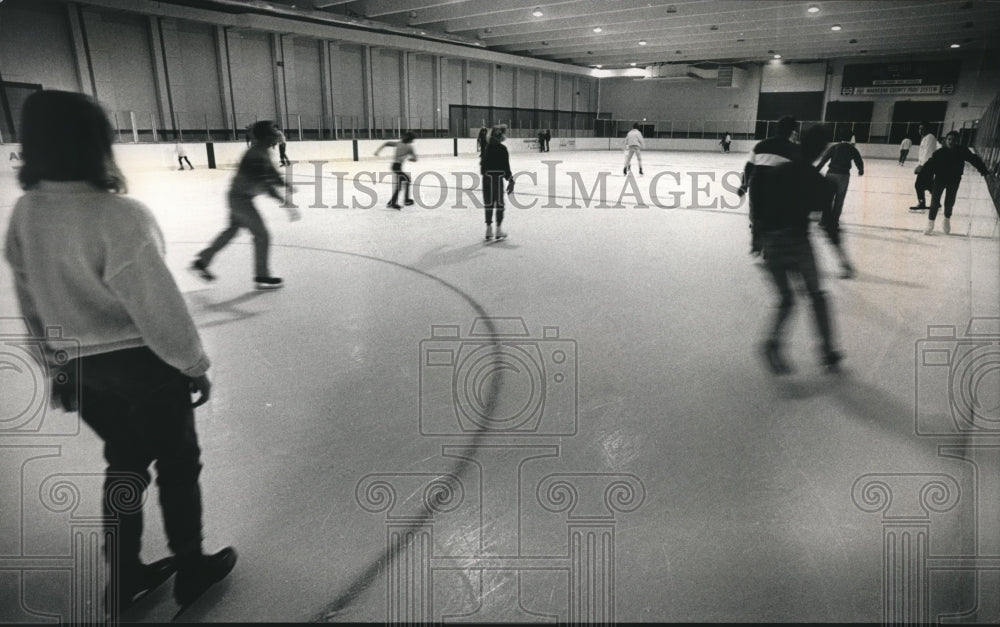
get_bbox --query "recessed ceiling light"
[950,43,961,48]
[532,8,543,17]
[593,27,603,33]
[774,54,781,59]
[595,64,602,68]
[831,24,842,31]
[630,62,637,66]
[639,40,647,45]
[807,5,819,13]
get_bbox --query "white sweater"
[5,181,210,376]
[918,134,938,165]
[625,129,644,148]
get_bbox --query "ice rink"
[1,143,998,623]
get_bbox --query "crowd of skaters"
[4,89,995,620]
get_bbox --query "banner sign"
[840,61,960,96]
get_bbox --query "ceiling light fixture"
[638,40,647,45]
[593,27,603,33]
[630,62,637,66]
[774,54,782,59]
[950,43,961,48]
[532,8,543,17]
[807,5,819,13]
[831,24,842,31]
[595,64,602,68]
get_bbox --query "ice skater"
[175,141,193,170]
[739,116,800,255]
[191,121,299,289]
[720,132,732,153]
[375,132,417,209]
[754,124,842,374]
[537,128,546,152]
[6,90,236,618]
[910,122,938,211]
[480,125,514,241]
[816,129,864,279]
[276,127,290,166]
[623,122,644,175]
[921,130,992,235]
[543,129,551,152]
[477,127,489,156]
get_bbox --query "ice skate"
[494,226,507,240]
[822,350,844,374]
[943,217,951,234]
[761,340,792,375]
[485,224,493,241]
[923,220,934,235]
[909,203,927,212]
[106,556,177,618]
[173,547,237,619]
[254,276,284,290]
[189,260,216,282]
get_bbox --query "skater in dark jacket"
[755,124,842,375]
[480,125,514,241]
[477,127,489,156]
[739,116,800,255]
[191,121,299,289]
[6,90,235,617]
[816,130,864,278]
[921,130,993,235]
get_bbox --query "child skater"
[5,90,236,617]
[720,131,732,153]
[480,125,514,240]
[754,124,843,375]
[375,132,417,209]
[191,121,299,289]
[175,140,193,170]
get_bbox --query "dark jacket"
[480,142,512,179]
[743,137,801,217]
[817,142,864,175]
[754,160,836,235]
[924,145,990,182]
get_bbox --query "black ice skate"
[172,547,237,620]
[254,276,284,290]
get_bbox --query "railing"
[972,92,1000,216]
[5,110,977,146]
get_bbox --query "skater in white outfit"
[623,123,644,175]
[375,132,417,209]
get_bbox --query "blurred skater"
[898,136,912,166]
[739,116,800,255]
[816,129,864,278]
[276,127,290,166]
[6,90,235,617]
[754,124,842,374]
[477,127,489,156]
[375,132,418,209]
[191,121,299,289]
[480,125,514,241]
[720,131,732,153]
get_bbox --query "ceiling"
[162,0,1000,68]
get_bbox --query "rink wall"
[1,139,907,174]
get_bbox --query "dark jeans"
[71,347,204,574]
[390,162,411,204]
[483,173,505,224]
[929,177,961,220]
[915,167,934,204]
[761,230,834,355]
[822,172,850,247]
[898,149,909,164]
[278,143,289,165]
[198,192,271,277]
